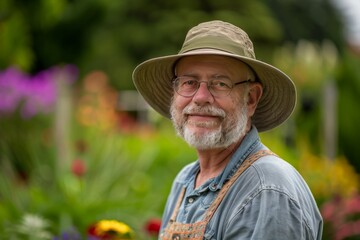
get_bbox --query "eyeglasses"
[173,76,251,98]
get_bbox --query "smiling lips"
[182,105,226,127]
[185,113,223,129]
[187,114,220,121]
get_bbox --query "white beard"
[170,102,249,150]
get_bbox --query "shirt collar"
[182,125,262,191]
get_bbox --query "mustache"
[182,105,226,119]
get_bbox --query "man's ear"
[247,83,263,117]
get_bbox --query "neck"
[195,138,243,188]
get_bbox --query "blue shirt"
[160,127,323,239]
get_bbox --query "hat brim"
[132,49,296,132]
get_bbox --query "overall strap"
[203,150,276,223]
[169,187,186,223]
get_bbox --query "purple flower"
[0,67,29,115]
[53,227,82,240]
[21,69,56,118]
[0,65,78,119]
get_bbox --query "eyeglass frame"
[172,76,253,98]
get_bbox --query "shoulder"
[224,154,309,210]
[250,155,307,194]
[227,154,318,218]
[219,155,322,239]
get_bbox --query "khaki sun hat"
[132,20,296,132]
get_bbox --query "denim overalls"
[160,150,274,240]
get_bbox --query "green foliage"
[264,0,345,50]
[0,11,34,70]
[0,119,196,238]
[0,0,105,72]
[80,0,286,90]
[1,1,359,239]
[337,51,360,172]
[1,0,342,89]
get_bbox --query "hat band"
[179,35,255,59]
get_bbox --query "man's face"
[170,55,254,150]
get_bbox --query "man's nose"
[192,81,214,104]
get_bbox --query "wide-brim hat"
[132,20,296,132]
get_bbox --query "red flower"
[71,159,86,177]
[144,218,161,236]
[87,223,97,236]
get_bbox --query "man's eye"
[182,80,197,86]
[212,80,231,89]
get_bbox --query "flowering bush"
[0,65,78,181]
[322,194,360,239]
[7,214,136,240]
[0,65,77,118]
[1,65,359,240]
[298,149,359,203]
[76,71,120,131]
[261,133,359,204]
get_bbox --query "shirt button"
[188,198,194,203]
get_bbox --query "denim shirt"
[160,127,323,240]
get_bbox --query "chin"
[183,127,225,149]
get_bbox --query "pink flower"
[335,220,360,240]
[71,159,86,177]
[321,193,360,239]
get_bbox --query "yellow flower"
[88,220,135,239]
[95,220,132,235]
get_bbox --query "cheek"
[226,94,243,112]
[173,95,191,111]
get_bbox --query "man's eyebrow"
[178,73,198,78]
[212,74,231,80]
[177,73,231,79]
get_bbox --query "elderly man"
[133,20,323,240]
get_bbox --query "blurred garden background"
[1,0,360,239]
